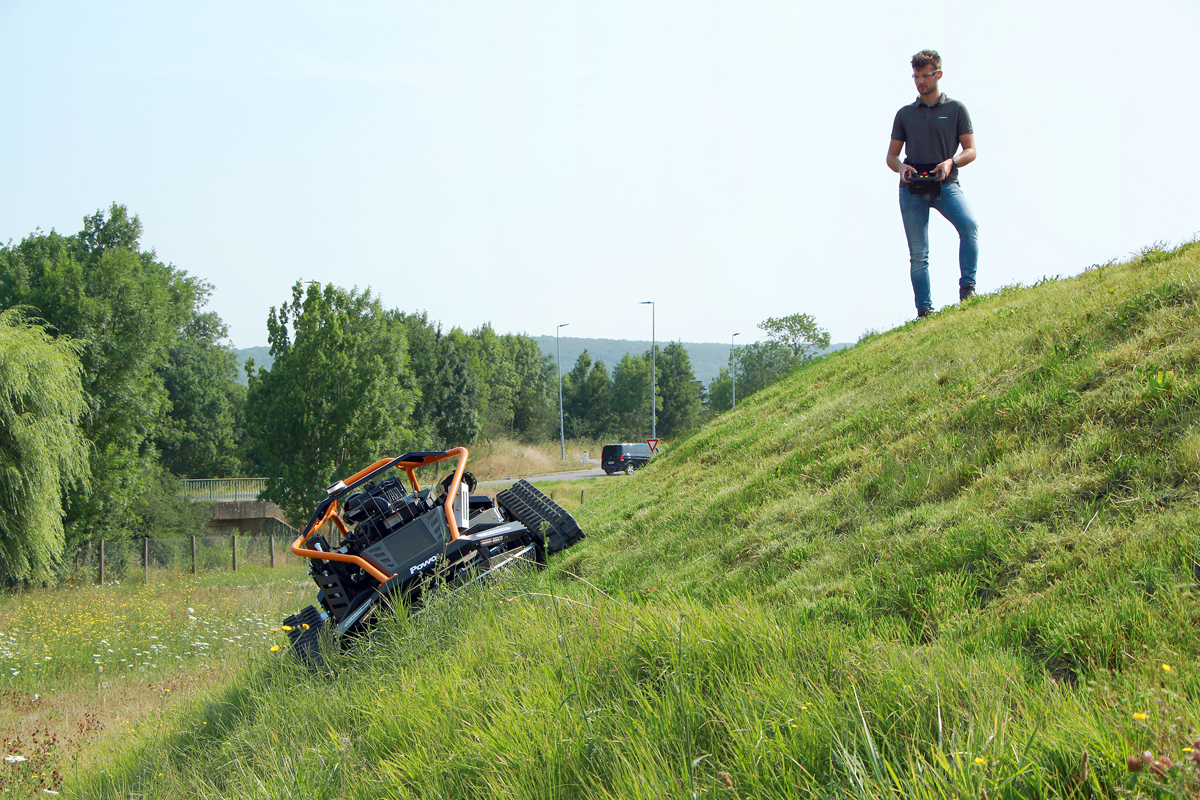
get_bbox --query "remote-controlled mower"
[282,448,585,663]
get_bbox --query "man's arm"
[887,139,914,181]
[932,132,977,180]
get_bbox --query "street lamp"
[731,332,740,409]
[557,323,569,460]
[640,301,655,440]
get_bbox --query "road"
[477,461,608,487]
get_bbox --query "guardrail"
[180,478,268,502]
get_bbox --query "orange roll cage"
[289,448,469,586]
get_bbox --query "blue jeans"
[898,182,979,313]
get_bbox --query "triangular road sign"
[647,438,660,452]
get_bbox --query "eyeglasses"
[912,70,940,80]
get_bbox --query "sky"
[2,1,1198,350]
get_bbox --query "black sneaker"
[959,285,976,302]
[917,307,933,319]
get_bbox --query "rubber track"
[283,605,328,666]
[496,479,585,557]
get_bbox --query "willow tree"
[0,310,89,580]
[0,204,210,542]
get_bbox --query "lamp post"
[731,332,740,409]
[557,323,569,460]
[640,301,655,440]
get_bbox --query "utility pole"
[640,301,655,439]
[732,332,740,408]
[557,323,569,459]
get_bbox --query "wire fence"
[70,486,593,584]
[69,534,301,583]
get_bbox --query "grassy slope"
[572,243,1200,679]
[84,244,1200,799]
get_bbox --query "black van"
[601,443,653,475]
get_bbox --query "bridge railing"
[180,478,269,503]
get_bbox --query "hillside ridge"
[575,242,1200,657]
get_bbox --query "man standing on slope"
[887,49,978,319]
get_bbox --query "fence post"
[191,535,197,574]
[143,536,149,583]
[232,533,238,572]
[270,536,276,568]
[99,540,105,585]
[580,489,585,506]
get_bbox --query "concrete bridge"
[180,479,298,538]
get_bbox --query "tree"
[508,334,556,440]
[731,313,832,403]
[707,367,733,414]
[396,310,442,447]
[245,282,417,521]
[611,352,652,439]
[735,340,795,397]
[433,332,481,445]
[395,315,491,448]
[0,204,210,542]
[463,324,516,440]
[656,342,701,437]
[155,311,246,477]
[0,310,90,580]
[562,350,613,439]
[458,326,558,442]
[759,313,831,360]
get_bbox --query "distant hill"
[234,346,272,385]
[235,338,852,386]
[534,337,851,384]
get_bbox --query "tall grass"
[27,240,1200,797]
[0,567,308,794]
[460,438,603,481]
[80,576,1199,798]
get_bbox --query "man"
[887,49,978,319]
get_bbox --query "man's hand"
[933,159,954,180]
[887,139,913,180]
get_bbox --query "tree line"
[0,205,828,581]
[560,314,831,436]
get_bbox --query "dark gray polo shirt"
[891,93,972,186]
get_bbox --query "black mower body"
[282,450,584,664]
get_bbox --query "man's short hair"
[911,50,941,71]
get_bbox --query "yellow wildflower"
[270,645,280,652]
[1133,712,1149,721]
